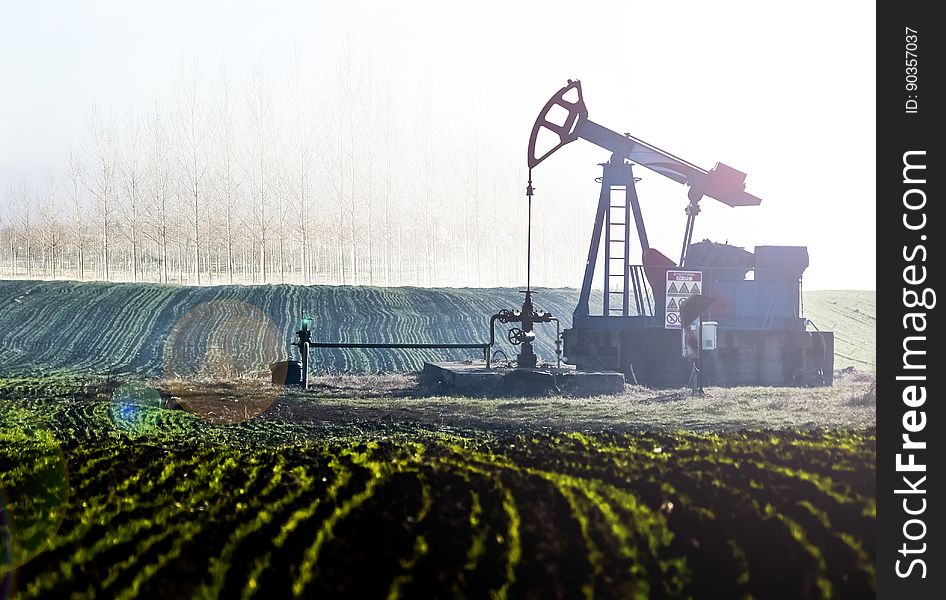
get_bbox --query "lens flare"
[108,382,165,437]
[162,300,282,425]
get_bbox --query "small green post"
[297,314,313,388]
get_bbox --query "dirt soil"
[156,369,876,434]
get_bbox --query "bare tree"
[272,157,293,283]
[36,171,65,278]
[65,149,88,280]
[0,186,14,277]
[87,106,118,281]
[321,39,364,285]
[212,64,243,284]
[145,103,174,284]
[3,185,20,277]
[119,113,145,281]
[341,44,362,285]
[287,51,316,284]
[451,131,483,287]
[13,180,37,278]
[175,61,208,285]
[245,63,274,283]
[378,88,401,286]
[416,79,438,286]
[319,83,346,283]
[364,53,376,285]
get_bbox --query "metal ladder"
[602,165,650,317]
[604,193,630,316]
[575,157,650,320]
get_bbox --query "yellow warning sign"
[668,282,678,294]
[691,283,701,294]
[667,298,678,310]
[679,282,689,294]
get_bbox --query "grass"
[803,290,876,371]
[0,376,875,599]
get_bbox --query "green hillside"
[0,280,874,377]
[802,290,876,371]
[0,280,581,378]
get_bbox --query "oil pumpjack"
[289,79,833,392]
[523,80,833,387]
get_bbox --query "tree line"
[1,55,589,290]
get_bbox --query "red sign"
[667,271,702,282]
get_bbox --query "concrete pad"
[421,362,625,396]
[557,370,626,395]
[421,362,504,394]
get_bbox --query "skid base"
[421,362,625,396]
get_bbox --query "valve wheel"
[507,328,523,345]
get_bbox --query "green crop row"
[1,390,875,599]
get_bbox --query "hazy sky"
[1,0,876,291]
